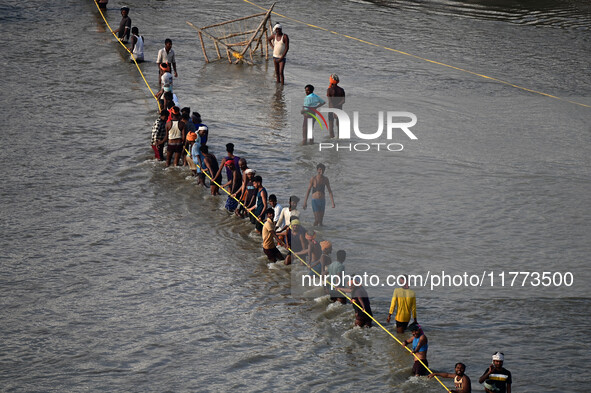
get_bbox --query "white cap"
[492,352,504,362]
[273,23,282,31]
[198,125,208,131]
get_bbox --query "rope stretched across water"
[244,0,590,109]
[94,1,450,390]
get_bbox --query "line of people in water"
[101,4,511,392]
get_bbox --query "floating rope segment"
[243,0,590,109]
[93,1,161,110]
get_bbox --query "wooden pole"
[214,41,222,60]
[198,31,209,63]
[239,2,275,57]
[197,12,265,29]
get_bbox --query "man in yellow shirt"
[387,275,417,333]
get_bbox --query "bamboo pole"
[218,30,257,41]
[226,48,232,63]
[198,12,265,29]
[214,41,222,60]
[239,2,275,57]
[264,27,268,59]
[198,31,209,63]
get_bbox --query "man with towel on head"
[268,23,289,84]
[479,352,512,393]
[326,74,345,138]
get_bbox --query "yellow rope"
[95,1,449,388]
[244,0,590,109]
[94,1,161,110]
[184,149,449,392]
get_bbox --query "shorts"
[273,56,286,63]
[355,313,372,328]
[412,359,429,376]
[255,220,263,233]
[309,263,322,275]
[225,196,238,212]
[396,320,409,330]
[264,247,285,262]
[168,143,182,153]
[311,198,325,213]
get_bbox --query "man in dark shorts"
[350,279,373,328]
[247,175,268,233]
[113,6,131,42]
[262,208,285,262]
[479,352,512,393]
[284,218,307,266]
[404,323,429,376]
[151,109,169,160]
[326,249,347,303]
[387,275,417,333]
[326,74,345,138]
[200,145,221,195]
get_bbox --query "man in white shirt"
[157,38,178,85]
[268,194,283,224]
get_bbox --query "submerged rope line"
[244,0,590,109]
[184,150,449,391]
[94,1,161,110]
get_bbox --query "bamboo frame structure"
[187,2,275,65]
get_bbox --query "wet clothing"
[311,198,325,213]
[388,287,417,323]
[303,93,325,109]
[263,247,285,262]
[351,286,373,327]
[482,368,512,393]
[157,48,176,65]
[412,335,428,352]
[117,15,131,41]
[262,218,277,249]
[272,34,287,58]
[224,156,241,182]
[151,117,166,145]
[276,207,299,231]
[131,34,144,62]
[413,360,429,376]
[168,121,182,140]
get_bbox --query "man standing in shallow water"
[268,23,289,84]
[326,74,345,138]
[300,85,325,145]
[429,363,472,393]
[113,6,131,43]
[479,352,512,393]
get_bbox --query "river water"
[1,0,590,392]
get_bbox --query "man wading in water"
[268,23,289,84]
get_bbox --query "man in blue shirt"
[301,84,325,145]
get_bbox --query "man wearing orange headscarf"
[326,74,346,138]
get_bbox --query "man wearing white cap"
[268,23,289,84]
[479,352,512,393]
